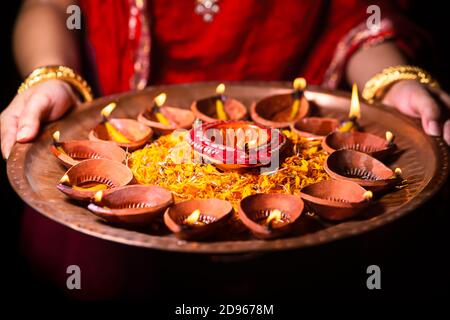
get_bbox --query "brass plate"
[7,82,449,253]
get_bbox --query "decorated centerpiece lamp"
[56,158,134,201]
[89,102,153,150]
[163,199,233,240]
[251,78,310,128]
[87,185,174,227]
[137,93,195,135]
[50,131,127,168]
[191,83,247,122]
[187,120,286,171]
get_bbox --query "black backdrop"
[0,1,449,304]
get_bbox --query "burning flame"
[266,209,282,225]
[184,209,201,225]
[293,77,307,91]
[154,93,167,108]
[395,167,402,176]
[386,131,394,143]
[363,191,373,201]
[60,174,70,184]
[52,131,60,143]
[216,83,226,95]
[349,83,361,119]
[101,102,117,118]
[94,190,103,203]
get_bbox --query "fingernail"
[427,121,441,136]
[16,127,32,141]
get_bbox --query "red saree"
[22,0,426,298]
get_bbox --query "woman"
[1,0,449,298]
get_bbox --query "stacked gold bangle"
[362,65,440,103]
[18,65,93,102]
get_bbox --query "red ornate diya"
[250,78,310,129]
[300,180,372,221]
[290,117,340,140]
[87,185,174,226]
[322,130,396,160]
[137,93,195,135]
[324,149,402,192]
[190,84,247,122]
[50,131,127,168]
[163,199,233,240]
[56,158,134,201]
[187,120,286,170]
[89,102,153,151]
[238,193,304,239]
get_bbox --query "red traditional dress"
[22,0,426,298]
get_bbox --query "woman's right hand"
[1,79,77,159]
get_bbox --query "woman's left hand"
[383,79,450,145]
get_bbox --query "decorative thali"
[6,82,449,253]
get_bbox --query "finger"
[413,91,441,136]
[1,95,26,159]
[16,93,52,142]
[444,120,450,146]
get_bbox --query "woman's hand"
[1,79,77,159]
[383,80,450,145]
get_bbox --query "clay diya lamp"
[56,158,134,201]
[164,199,233,240]
[87,185,174,226]
[238,193,304,239]
[290,117,340,140]
[190,83,247,122]
[324,149,403,192]
[300,180,373,221]
[137,92,195,135]
[322,130,396,160]
[187,120,286,171]
[50,131,127,168]
[250,78,310,129]
[89,102,153,151]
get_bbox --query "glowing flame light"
[363,191,373,201]
[60,174,70,184]
[52,131,60,143]
[94,190,103,203]
[154,93,167,108]
[293,77,307,91]
[216,83,225,95]
[395,168,402,176]
[386,131,394,143]
[184,209,201,225]
[101,102,117,118]
[349,83,361,119]
[266,209,282,225]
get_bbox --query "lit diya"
[300,180,373,221]
[322,130,396,160]
[187,120,286,170]
[324,149,403,192]
[163,199,233,240]
[250,78,310,128]
[238,193,304,239]
[89,102,153,150]
[87,185,173,226]
[137,92,195,135]
[290,117,340,140]
[50,131,127,168]
[190,83,247,122]
[56,158,134,201]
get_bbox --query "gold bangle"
[17,65,93,102]
[362,65,440,103]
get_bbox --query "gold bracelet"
[362,65,440,103]
[18,65,93,102]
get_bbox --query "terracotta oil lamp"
[322,130,396,160]
[187,120,286,171]
[300,180,373,221]
[324,149,403,192]
[137,92,195,135]
[190,83,247,122]
[50,131,127,168]
[56,158,134,201]
[163,199,233,240]
[250,78,310,129]
[290,117,340,140]
[238,193,304,239]
[87,185,174,226]
[89,102,153,151]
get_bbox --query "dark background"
[0,1,449,306]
